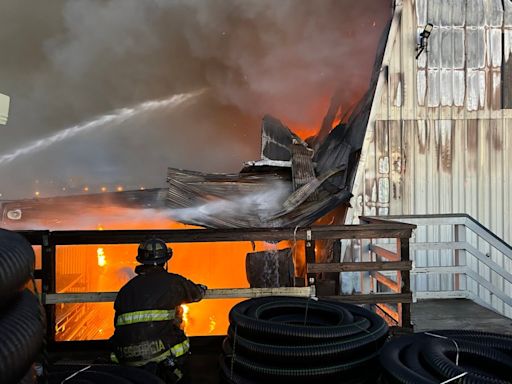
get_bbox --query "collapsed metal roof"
[0,18,392,231]
[164,21,391,229]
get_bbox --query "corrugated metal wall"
[350,0,512,317]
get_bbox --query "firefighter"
[111,238,207,383]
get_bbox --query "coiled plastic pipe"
[0,229,35,306]
[0,289,45,384]
[220,296,388,383]
[379,330,512,383]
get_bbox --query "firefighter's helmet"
[136,238,173,265]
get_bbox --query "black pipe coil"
[0,289,45,384]
[379,330,512,384]
[0,229,35,306]
[220,296,388,383]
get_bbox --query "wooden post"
[397,236,412,329]
[361,238,372,294]
[41,233,56,344]
[332,240,341,294]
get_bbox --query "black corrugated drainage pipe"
[0,229,44,384]
[220,296,388,383]
[379,330,512,383]
[0,229,35,305]
[0,289,45,384]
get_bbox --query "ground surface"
[47,299,512,383]
[412,298,512,334]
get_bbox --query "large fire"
[32,205,295,341]
[11,98,345,341]
[8,74,364,342]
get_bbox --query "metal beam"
[411,242,466,251]
[465,243,512,284]
[415,291,468,300]
[413,266,467,274]
[362,214,466,226]
[466,270,512,307]
[464,218,512,258]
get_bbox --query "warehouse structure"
[348,0,512,318]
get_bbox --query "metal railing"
[19,222,415,343]
[362,214,512,320]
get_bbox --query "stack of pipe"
[220,297,388,383]
[0,229,45,384]
[380,330,512,383]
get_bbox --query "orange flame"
[181,304,190,332]
[208,316,216,334]
[21,204,303,341]
[97,247,106,267]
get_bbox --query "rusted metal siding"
[353,118,512,317]
[504,0,512,107]
[350,0,512,317]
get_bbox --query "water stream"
[0,89,203,166]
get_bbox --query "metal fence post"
[454,224,467,291]
[41,232,56,344]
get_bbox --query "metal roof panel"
[416,0,428,26]
[453,28,465,69]
[452,0,466,26]
[440,70,453,106]
[466,28,486,69]
[427,69,440,107]
[504,0,512,26]
[466,0,486,27]
[427,0,442,25]
[485,0,504,26]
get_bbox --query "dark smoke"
[0,0,391,199]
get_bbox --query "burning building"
[4,0,512,336]
[0,65,389,340]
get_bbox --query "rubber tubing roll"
[0,229,35,307]
[379,330,512,383]
[221,296,388,383]
[0,289,45,384]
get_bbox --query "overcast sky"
[0,0,390,199]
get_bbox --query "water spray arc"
[0,90,203,166]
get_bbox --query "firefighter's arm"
[179,277,207,303]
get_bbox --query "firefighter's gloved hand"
[198,284,208,296]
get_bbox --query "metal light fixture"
[0,92,9,125]
[416,23,434,59]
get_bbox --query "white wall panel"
[351,1,512,316]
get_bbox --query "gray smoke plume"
[0,0,391,199]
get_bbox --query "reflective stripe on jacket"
[111,338,190,366]
[116,309,176,326]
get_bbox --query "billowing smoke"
[0,0,391,199]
